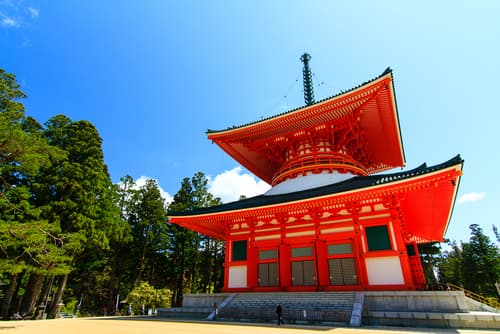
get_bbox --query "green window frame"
[328,243,353,255]
[259,249,277,260]
[365,225,392,251]
[291,246,313,258]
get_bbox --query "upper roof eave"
[206,67,394,135]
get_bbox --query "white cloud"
[457,192,486,204]
[134,176,173,205]
[0,3,39,28]
[208,166,271,203]
[26,6,38,18]
[1,15,19,27]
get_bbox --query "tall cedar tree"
[167,172,222,306]
[128,178,168,286]
[96,176,168,316]
[0,69,65,319]
[30,115,123,318]
[438,224,500,298]
[101,176,134,315]
[461,224,500,297]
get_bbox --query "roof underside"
[169,155,464,243]
[207,69,405,184]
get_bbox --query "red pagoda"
[169,54,463,292]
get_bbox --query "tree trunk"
[174,241,185,307]
[137,240,148,285]
[0,273,18,320]
[20,273,44,318]
[47,274,68,319]
[35,276,53,319]
[203,238,213,293]
[106,251,120,314]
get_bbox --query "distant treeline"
[0,68,223,319]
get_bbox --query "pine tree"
[30,115,123,318]
[462,224,500,297]
[438,224,500,298]
[0,69,63,319]
[128,178,168,285]
[167,173,222,306]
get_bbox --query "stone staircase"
[157,291,500,329]
[217,291,356,325]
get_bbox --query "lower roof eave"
[168,155,464,240]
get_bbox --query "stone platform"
[157,291,500,329]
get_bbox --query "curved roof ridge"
[206,67,393,134]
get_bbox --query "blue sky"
[1,1,499,244]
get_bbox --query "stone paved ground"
[0,318,498,334]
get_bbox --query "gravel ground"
[0,317,497,334]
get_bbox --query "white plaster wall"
[365,256,404,285]
[228,265,247,288]
[265,170,354,195]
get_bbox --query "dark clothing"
[275,304,283,326]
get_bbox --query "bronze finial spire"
[300,53,315,106]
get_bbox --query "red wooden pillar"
[389,219,416,289]
[247,243,258,290]
[223,238,231,291]
[246,219,257,290]
[279,243,291,289]
[353,221,369,288]
[315,240,329,289]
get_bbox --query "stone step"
[217,291,355,324]
[157,307,211,320]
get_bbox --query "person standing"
[275,304,283,326]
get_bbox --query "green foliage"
[462,224,500,296]
[438,224,500,298]
[126,281,171,314]
[38,115,122,250]
[417,242,443,287]
[0,70,68,279]
[127,177,168,284]
[0,69,26,114]
[493,225,500,243]
[438,241,463,286]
